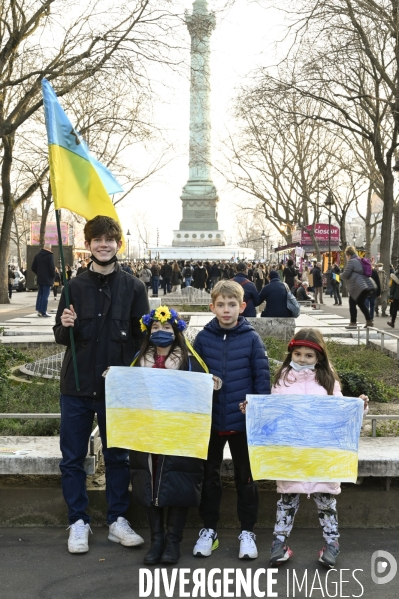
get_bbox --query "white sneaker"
[67,519,92,554]
[193,528,219,557]
[108,517,144,547]
[238,531,258,559]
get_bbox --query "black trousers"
[199,430,258,532]
[391,299,399,324]
[349,291,371,322]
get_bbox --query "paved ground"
[0,527,398,598]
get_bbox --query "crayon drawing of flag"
[105,367,213,459]
[246,395,364,483]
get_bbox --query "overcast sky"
[116,0,287,250]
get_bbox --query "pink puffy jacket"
[271,368,365,497]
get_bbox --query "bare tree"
[0,0,181,303]
[252,0,398,274]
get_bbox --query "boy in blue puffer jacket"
[193,280,270,560]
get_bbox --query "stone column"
[173,0,224,244]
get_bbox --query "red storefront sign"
[292,224,340,245]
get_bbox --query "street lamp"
[324,191,336,269]
[126,229,131,261]
[261,230,266,259]
[352,234,357,247]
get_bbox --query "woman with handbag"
[341,246,376,328]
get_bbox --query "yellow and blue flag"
[246,394,364,483]
[105,367,213,459]
[41,79,124,227]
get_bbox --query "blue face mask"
[149,330,175,348]
[290,360,316,372]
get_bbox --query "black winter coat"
[130,355,206,507]
[193,316,270,432]
[31,249,55,286]
[193,266,207,288]
[53,264,149,397]
[312,266,323,288]
[283,266,297,289]
[232,273,261,317]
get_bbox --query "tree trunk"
[0,135,15,304]
[39,184,52,247]
[380,172,394,274]
[391,202,399,266]
[364,188,372,259]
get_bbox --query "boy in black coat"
[54,216,149,554]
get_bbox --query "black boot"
[160,506,189,565]
[144,506,165,565]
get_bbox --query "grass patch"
[263,337,399,403]
[0,344,60,435]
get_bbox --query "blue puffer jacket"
[194,316,270,432]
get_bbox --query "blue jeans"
[365,296,376,320]
[185,277,193,287]
[36,285,51,315]
[59,394,130,525]
[152,276,159,296]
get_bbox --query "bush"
[336,368,395,403]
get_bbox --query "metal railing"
[365,326,399,358]
[364,414,399,437]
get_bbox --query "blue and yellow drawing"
[246,395,364,483]
[105,367,213,459]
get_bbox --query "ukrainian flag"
[41,79,124,227]
[105,367,213,459]
[246,394,364,483]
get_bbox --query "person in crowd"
[387,265,399,328]
[375,263,389,317]
[254,264,266,292]
[151,261,160,297]
[193,261,208,290]
[283,259,298,290]
[301,265,310,285]
[53,215,149,554]
[209,261,221,289]
[171,261,183,293]
[330,263,342,305]
[130,307,210,565]
[139,263,152,294]
[76,260,87,276]
[259,271,293,317]
[341,246,376,328]
[53,267,61,300]
[231,262,261,317]
[296,281,313,302]
[192,281,270,560]
[277,262,284,282]
[65,264,72,281]
[8,264,15,299]
[364,264,381,321]
[246,263,254,282]
[121,261,133,275]
[160,259,172,295]
[31,243,55,317]
[311,262,324,305]
[240,328,368,569]
[182,262,193,287]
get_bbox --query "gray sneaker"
[319,542,340,568]
[270,538,293,566]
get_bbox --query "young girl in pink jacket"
[269,328,368,569]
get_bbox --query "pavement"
[0,527,398,598]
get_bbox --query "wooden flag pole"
[55,209,80,391]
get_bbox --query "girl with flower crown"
[129,306,211,566]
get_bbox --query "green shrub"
[335,368,395,403]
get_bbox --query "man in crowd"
[31,242,55,317]
[232,262,261,317]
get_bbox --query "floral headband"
[140,306,187,333]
